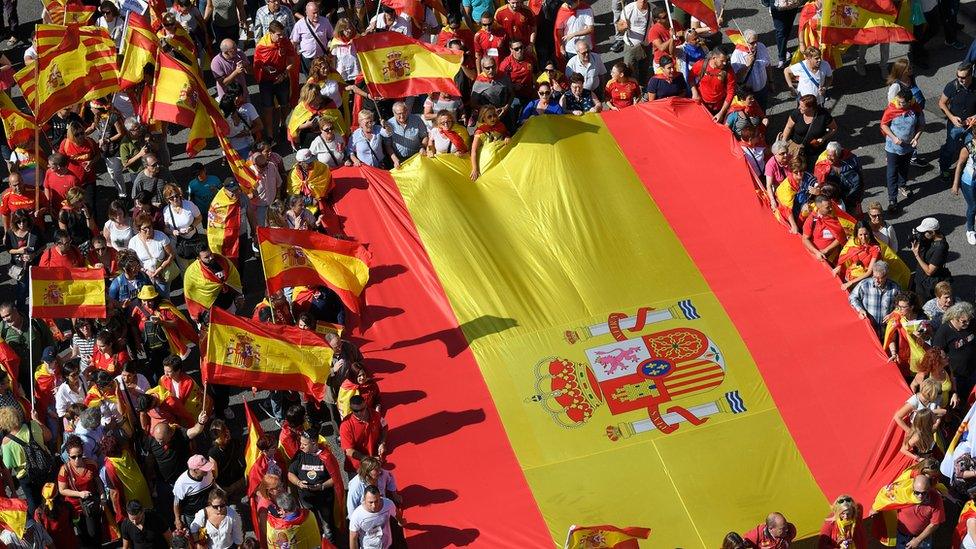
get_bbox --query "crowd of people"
[0,0,971,544]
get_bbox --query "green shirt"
[1,422,44,479]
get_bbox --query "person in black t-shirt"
[932,302,976,401]
[207,419,246,501]
[47,108,83,150]
[120,499,172,549]
[939,63,976,178]
[911,217,951,300]
[287,429,335,538]
[143,415,208,528]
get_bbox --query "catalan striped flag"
[323,102,914,546]
[353,31,462,98]
[30,267,106,318]
[207,187,242,262]
[15,25,119,124]
[256,227,371,314]
[149,50,228,156]
[821,0,914,45]
[202,307,333,399]
[565,525,651,548]
[216,133,259,194]
[0,497,27,538]
[119,12,157,89]
[44,0,96,26]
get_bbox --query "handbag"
[168,206,207,260]
[66,463,100,537]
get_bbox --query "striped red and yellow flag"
[821,0,914,44]
[256,227,371,314]
[353,31,462,98]
[203,308,333,399]
[672,0,717,32]
[322,102,913,546]
[0,91,35,149]
[44,0,96,26]
[724,28,747,48]
[119,12,157,89]
[207,188,242,262]
[15,25,119,124]
[30,267,106,318]
[0,497,27,538]
[217,133,259,194]
[149,50,228,156]
[565,525,651,548]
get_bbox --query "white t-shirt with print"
[349,498,396,549]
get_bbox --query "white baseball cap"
[916,217,939,233]
[295,149,313,163]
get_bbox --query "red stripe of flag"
[32,267,104,281]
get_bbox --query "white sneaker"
[967,231,975,245]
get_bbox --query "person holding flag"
[183,248,244,321]
[253,20,300,141]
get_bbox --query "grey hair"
[392,101,408,112]
[79,407,102,430]
[743,29,757,42]
[770,140,789,154]
[275,492,298,513]
[124,117,141,132]
[945,302,976,323]
[872,260,888,275]
[706,47,726,60]
[825,141,843,155]
[219,39,236,53]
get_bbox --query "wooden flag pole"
[32,39,40,217]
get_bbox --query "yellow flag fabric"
[0,91,35,148]
[0,498,27,538]
[352,31,462,98]
[107,450,152,511]
[837,237,910,289]
[119,12,157,89]
[183,256,242,320]
[286,101,347,144]
[821,0,914,45]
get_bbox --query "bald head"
[220,39,237,55]
[765,513,788,538]
[913,474,931,492]
[153,422,174,443]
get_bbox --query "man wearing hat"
[131,285,197,361]
[120,499,172,548]
[173,454,216,533]
[912,217,951,300]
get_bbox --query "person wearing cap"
[173,454,216,533]
[120,499,173,548]
[912,217,951,300]
[186,163,222,222]
[130,285,197,362]
[287,428,343,539]
[288,148,334,212]
[644,55,688,101]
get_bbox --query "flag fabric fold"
[564,524,651,548]
[207,188,242,261]
[119,12,157,89]
[256,227,371,313]
[670,0,717,32]
[821,0,914,45]
[183,254,242,321]
[149,50,229,156]
[30,267,106,318]
[353,31,462,98]
[0,91,35,149]
[0,497,27,538]
[15,25,119,124]
[203,307,334,399]
[217,133,259,194]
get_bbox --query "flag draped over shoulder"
[183,254,242,320]
[821,0,914,45]
[203,308,334,399]
[149,50,229,156]
[15,25,119,124]
[882,310,929,374]
[30,267,106,318]
[119,12,157,89]
[871,468,922,546]
[564,525,651,548]
[265,508,321,548]
[207,188,242,261]
[286,101,347,144]
[257,227,371,313]
[0,497,27,538]
[956,500,976,547]
[353,31,462,98]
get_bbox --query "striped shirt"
[72,334,96,370]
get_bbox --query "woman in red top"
[817,495,867,549]
[57,435,102,546]
[690,49,735,122]
[834,221,881,291]
[470,106,510,180]
[604,62,641,111]
[34,482,79,548]
[88,329,129,377]
[58,120,100,188]
[84,235,119,279]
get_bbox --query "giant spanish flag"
[203,307,333,399]
[353,31,462,98]
[15,25,119,124]
[322,100,909,546]
[821,0,914,45]
[256,227,371,314]
[30,267,106,318]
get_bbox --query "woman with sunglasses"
[95,1,122,48]
[517,82,565,127]
[426,110,470,157]
[189,488,244,548]
[160,183,203,267]
[56,434,103,547]
[308,122,348,168]
[4,209,40,309]
[817,494,867,548]
[470,106,510,180]
[127,212,176,294]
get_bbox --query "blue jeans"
[886,150,911,203]
[770,8,800,63]
[962,178,976,231]
[896,531,932,549]
[939,123,971,171]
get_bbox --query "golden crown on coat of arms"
[526,357,603,428]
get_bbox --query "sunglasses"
[538,90,550,95]
[511,46,523,51]
[69,454,83,460]
[140,226,152,231]
[211,504,227,509]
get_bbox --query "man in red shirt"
[646,6,683,66]
[499,39,537,100]
[801,195,846,265]
[38,230,84,268]
[473,12,509,69]
[0,173,46,231]
[742,512,796,549]
[494,0,536,46]
[894,474,943,548]
[339,395,387,473]
[690,49,735,122]
[43,153,80,209]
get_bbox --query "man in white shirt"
[617,0,651,82]
[559,0,594,58]
[729,29,773,107]
[565,40,607,92]
[784,46,832,105]
[349,486,397,549]
[173,455,216,532]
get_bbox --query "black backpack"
[5,431,56,481]
[138,304,169,351]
